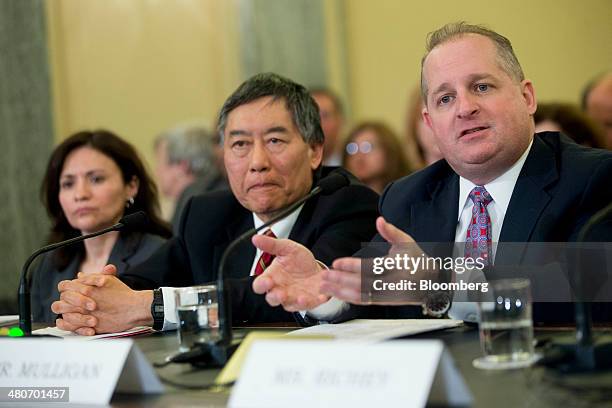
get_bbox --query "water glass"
[174,285,219,352]
[473,278,539,369]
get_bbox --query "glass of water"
[174,285,220,352]
[473,278,539,369]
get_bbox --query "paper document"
[0,315,19,327]
[287,319,462,343]
[33,325,153,339]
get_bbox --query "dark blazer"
[364,132,612,323]
[122,167,379,325]
[31,232,167,324]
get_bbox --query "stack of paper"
[0,315,19,327]
[32,326,153,339]
[287,319,463,343]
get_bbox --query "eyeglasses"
[346,141,375,155]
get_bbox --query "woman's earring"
[126,197,135,208]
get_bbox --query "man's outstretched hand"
[252,234,329,312]
[321,216,424,305]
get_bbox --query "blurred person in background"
[311,88,345,165]
[32,130,172,323]
[342,121,410,194]
[154,125,227,232]
[534,102,607,149]
[582,72,612,149]
[210,122,227,180]
[404,87,443,169]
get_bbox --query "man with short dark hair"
[253,23,612,324]
[51,73,378,334]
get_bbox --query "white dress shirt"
[448,139,533,321]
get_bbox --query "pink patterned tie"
[465,186,493,266]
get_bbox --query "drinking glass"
[174,285,219,352]
[473,278,539,369]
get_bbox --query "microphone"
[177,170,350,366]
[540,202,612,372]
[17,211,148,336]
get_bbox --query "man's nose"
[249,140,271,172]
[456,92,480,119]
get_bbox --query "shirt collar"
[457,138,534,219]
[252,204,305,239]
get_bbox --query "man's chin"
[245,201,285,221]
[457,145,500,165]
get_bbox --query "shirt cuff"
[160,286,178,331]
[301,296,349,322]
[297,259,349,322]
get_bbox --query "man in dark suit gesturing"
[51,73,378,334]
[252,23,612,323]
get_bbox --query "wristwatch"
[422,267,452,318]
[151,288,165,331]
[422,290,451,318]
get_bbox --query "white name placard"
[229,340,471,408]
[0,338,163,405]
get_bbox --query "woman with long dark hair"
[32,129,172,323]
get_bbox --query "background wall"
[45,0,612,154]
[46,0,242,216]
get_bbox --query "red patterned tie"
[254,229,277,276]
[464,186,493,266]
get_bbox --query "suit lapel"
[108,233,139,275]
[410,172,459,243]
[495,136,558,268]
[213,210,256,280]
[286,196,316,244]
[499,136,558,243]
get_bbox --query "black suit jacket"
[123,167,379,325]
[365,132,612,323]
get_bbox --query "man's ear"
[309,143,324,170]
[521,79,537,115]
[422,107,434,131]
